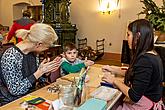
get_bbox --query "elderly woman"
[0,23,61,106]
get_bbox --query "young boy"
[60,42,94,76]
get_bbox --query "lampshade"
[98,0,119,14]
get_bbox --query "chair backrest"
[154,46,165,104]
[121,40,131,64]
[0,42,14,57]
[77,38,87,51]
[39,45,61,62]
[96,38,105,54]
[155,46,165,82]
[49,68,61,83]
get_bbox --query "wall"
[70,0,162,53]
[70,0,140,53]
[13,3,30,20]
[0,0,41,27]
[0,0,1,23]
[0,0,162,54]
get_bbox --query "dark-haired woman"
[102,19,165,109]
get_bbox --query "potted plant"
[139,0,165,41]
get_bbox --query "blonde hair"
[15,23,58,45]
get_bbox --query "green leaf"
[139,0,165,31]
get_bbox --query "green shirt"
[61,58,86,76]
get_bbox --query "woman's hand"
[102,65,111,72]
[34,56,62,79]
[101,72,116,84]
[52,56,62,72]
[102,72,130,97]
[102,65,126,76]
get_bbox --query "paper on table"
[52,99,64,110]
[90,86,118,101]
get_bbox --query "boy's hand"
[85,57,87,61]
[84,60,94,66]
[60,53,65,58]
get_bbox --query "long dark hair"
[124,19,154,86]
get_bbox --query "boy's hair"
[63,42,77,52]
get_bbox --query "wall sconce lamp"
[99,0,120,14]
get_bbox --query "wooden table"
[0,64,122,110]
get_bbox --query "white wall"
[0,0,162,53]
[70,0,162,53]
[70,0,142,53]
[0,0,2,23]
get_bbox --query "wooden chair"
[0,42,14,56]
[155,46,165,103]
[121,40,131,64]
[48,69,61,83]
[39,45,61,62]
[0,24,9,32]
[95,38,105,60]
[77,38,87,51]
